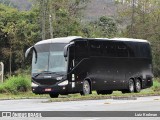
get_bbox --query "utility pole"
[0,62,4,83]
[9,47,12,76]
[49,3,54,39]
[131,0,135,37]
[49,14,53,38]
[48,0,54,39]
[41,0,46,40]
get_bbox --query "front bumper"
[32,85,68,94]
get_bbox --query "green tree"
[32,0,89,39]
[84,16,117,38]
[0,3,40,75]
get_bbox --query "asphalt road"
[0,96,160,111]
[0,96,160,120]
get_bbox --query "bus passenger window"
[139,43,150,58]
[103,41,117,57]
[117,43,129,57]
[90,41,102,56]
[75,41,88,62]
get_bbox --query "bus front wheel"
[134,79,141,93]
[80,80,91,95]
[49,93,59,98]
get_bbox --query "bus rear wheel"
[97,90,113,95]
[49,93,59,98]
[80,80,91,95]
[128,79,134,93]
[134,79,141,93]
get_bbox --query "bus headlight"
[56,76,63,80]
[31,82,39,87]
[58,80,68,86]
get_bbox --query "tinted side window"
[139,43,151,58]
[75,40,88,60]
[126,42,137,57]
[90,40,103,56]
[103,41,117,57]
[116,42,129,57]
[145,44,151,58]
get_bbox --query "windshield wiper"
[45,71,65,76]
[32,71,51,78]
[32,71,65,78]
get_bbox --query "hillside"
[3,0,117,21]
[84,0,117,21]
[9,0,31,10]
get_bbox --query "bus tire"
[128,79,134,93]
[80,80,91,95]
[49,93,59,98]
[134,79,141,93]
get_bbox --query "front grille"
[33,78,57,85]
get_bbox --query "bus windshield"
[32,43,67,73]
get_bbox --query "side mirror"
[64,42,74,58]
[25,46,37,63]
[25,46,33,58]
[64,44,69,58]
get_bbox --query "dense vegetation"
[0,0,160,78]
[0,75,31,94]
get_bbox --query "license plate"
[45,88,51,92]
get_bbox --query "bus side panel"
[87,57,114,90]
[113,58,127,90]
[124,58,153,89]
[86,57,127,91]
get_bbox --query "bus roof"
[109,38,149,43]
[35,36,82,45]
[35,37,149,45]
[87,38,149,44]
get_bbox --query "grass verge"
[153,79,160,91]
[0,91,49,100]
[45,89,160,103]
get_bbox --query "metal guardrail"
[0,62,4,83]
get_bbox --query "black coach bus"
[25,36,153,98]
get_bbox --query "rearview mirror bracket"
[25,46,37,63]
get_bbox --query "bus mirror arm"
[65,57,67,61]
[25,46,38,63]
[64,45,69,58]
[25,46,33,58]
[64,42,74,59]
